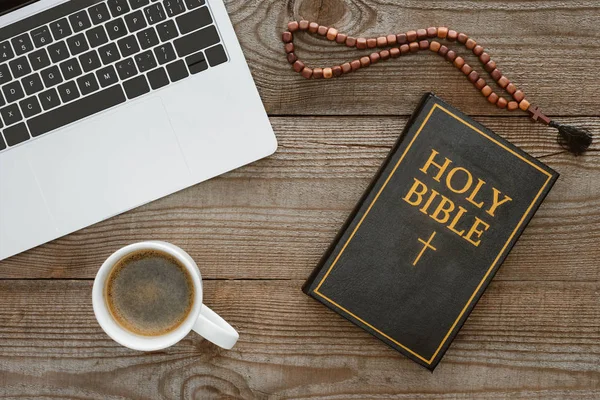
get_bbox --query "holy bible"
[303,93,559,370]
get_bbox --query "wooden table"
[1,1,599,398]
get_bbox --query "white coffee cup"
[92,241,239,351]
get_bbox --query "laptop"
[0,0,277,260]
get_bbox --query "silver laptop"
[0,0,277,260]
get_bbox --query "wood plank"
[1,116,598,281]
[0,280,598,399]
[226,0,600,115]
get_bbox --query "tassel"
[549,121,593,156]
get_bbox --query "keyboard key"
[3,81,25,103]
[106,18,128,40]
[3,122,29,146]
[176,6,212,35]
[0,134,5,150]
[0,64,12,85]
[129,0,150,9]
[156,20,178,42]
[88,3,111,25]
[96,65,119,87]
[22,73,44,95]
[185,51,207,74]
[60,58,83,80]
[86,26,109,48]
[39,88,61,110]
[205,44,227,67]
[48,41,69,63]
[67,34,89,56]
[49,18,72,40]
[144,3,166,24]
[134,50,157,72]
[30,26,53,48]
[57,81,80,103]
[79,50,102,73]
[107,0,130,17]
[166,59,188,82]
[174,25,219,57]
[41,65,63,87]
[164,0,185,17]
[0,41,15,62]
[1,104,23,126]
[69,10,92,33]
[115,57,137,79]
[147,66,169,89]
[125,10,147,32]
[154,42,176,64]
[123,75,149,99]
[77,73,99,95]
[117,36,139,58]
[9,56,31,79]
[28,48,51,70]
[28,85,126,137]
[11,34,34,56]
[185,0,205,9]
[99,43,120,65]
[19,96,42,118]
[137,28,159,50]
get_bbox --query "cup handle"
[192,304,239,349]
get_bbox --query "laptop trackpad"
[27,97,190,233]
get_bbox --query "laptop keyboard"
[0,0,228,152]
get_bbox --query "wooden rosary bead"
[487,92,499,104]
[427,27,438,37]
[479,52,490,64]
[287,52,297,64]
[336,33,347,43]
[419,40,429,50]
[513,90,525,102]
[417,28,427,39]
[465,38,476,50]
[429,41,441,52]
[380,49,391,60]
[313,67,323,78]
[308,22,318,33]
[293,60,305,72]
[446,50,457,62]
[519,99,530,111]
[387,34,397,45]
[475,78,487,89]
[284,43,294,53]
[461,63,473,75]
[367,38,377,48]
[497,97,508,108]
[484,60,496,72]
[468,70,479,83]
[332,66,343,77]
[481,85,493,97]
[288,21,299,32]
[437,27,449,39]
[447,30,458,41]
[453,56,465,68]
[497,76,509,88]
[457,33,468,43]
[356,38,367,49]
[360,56,371,67]
[317,25,328,36]
[507,101,519,111]
[473,45,484,56]
[298,20,309,31]
[377,36,388,47]
[323,67,333,78]
[301,67,313,79]
[397,33,408,44]
[369,52,381,63]
[346,37,357,47]
[490,68,502,81]
[409,42,419,52]
[327,28,338,40]
[438,45,449,56]
[282,31,292,43]
[390,47,401,58]
[400,44,410,55]
[506,83,516,95]
[350,60,361,71]
[406,30,417,41]
[341,62,352,73]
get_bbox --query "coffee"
[105,249,195,336]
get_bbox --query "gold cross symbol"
[412,231,437,266]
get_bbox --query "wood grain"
[0,280,598,399]
[1,116,597,281]
[226,0,600,116]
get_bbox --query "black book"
[303,93,559,370]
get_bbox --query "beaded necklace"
[281,21,592,155]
